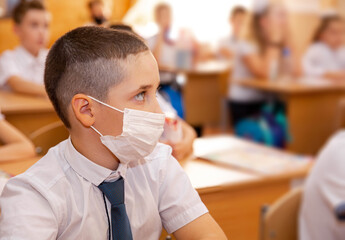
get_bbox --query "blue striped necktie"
[98,177,133,240]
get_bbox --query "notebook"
[194,136,312,175]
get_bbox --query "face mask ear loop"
[90,126,104,137]
[88,96,124,113]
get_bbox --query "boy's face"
[90,3,109,21]
[321,21,345,49]
[156,7,171,30]
[92,51,162,137]
[230,13,245,36]
[14,9,50,56]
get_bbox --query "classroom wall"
[288,13,320,55]
[0,0,344,55]
[0,0,133,53]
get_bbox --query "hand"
[219,47,233,60]
[170,138,193,160]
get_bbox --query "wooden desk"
[237,79,345,155]
[167,61,231,127]
[182,135,311,240]
[0,91,59,137]
[0,136,312,240]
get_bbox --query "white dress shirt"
[0,138,207,239]
[0,46,48,87]
[299,131,345,240]
[302,42,345,78]
[146,34,177,84]
[226,39,266,102]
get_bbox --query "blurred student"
[0,0,50,97]
[147,3,177,83]
[229,1,300,125]
[0,110,35,162]
[147,3,195,119]
[299,131,345,239]
[86,0,110,27]
[218,6,247,60]
[303,15,345,81]
[110,23,197,160]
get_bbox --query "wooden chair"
[335,97,345,130]
[260,187,303,240]
[29,121,69,155]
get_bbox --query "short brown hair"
[109,23,133,32]
[44,27,149,128]
[12,0,46,24]
[313,15,343,42]
[88,0,103,10]
[231,6,246,19]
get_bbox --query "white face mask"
[88,96,165,166]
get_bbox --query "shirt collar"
[17,46,47,65]
[64,137,127,186]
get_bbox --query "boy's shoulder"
[307,42,332,55]
[12,140,70,191]
[312,130,345,175]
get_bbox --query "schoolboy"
[0,27,226,240]
[218,6,247,60]
[0,0,50,96]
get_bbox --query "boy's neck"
[70,132,120,171]
[21,45,40,58]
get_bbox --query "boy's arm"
[173,213,227,240]
[0,119,36,161]
[171,119,196,160]
[7,76,47,97]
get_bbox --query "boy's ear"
[71,94,96,128]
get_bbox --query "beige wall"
[0,0,344,55]
[0,0,132,53]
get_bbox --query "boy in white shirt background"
[299,130,345,240]
[0,27,226,240]
[303,15,345,81]
[218,6,247,60]
[0,0,50,97]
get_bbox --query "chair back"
[260,187,303,240]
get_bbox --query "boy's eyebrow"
[138,84,152,90]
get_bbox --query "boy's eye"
[30,22,39,28]
[135,92,145,101]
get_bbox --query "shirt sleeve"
[302,45,328,77]
[158,155,208,234]
[0,174,59,239]
[0,51,20,86]
[238,40,256,57]
[316,133,345,211]
[338,47,345,69]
